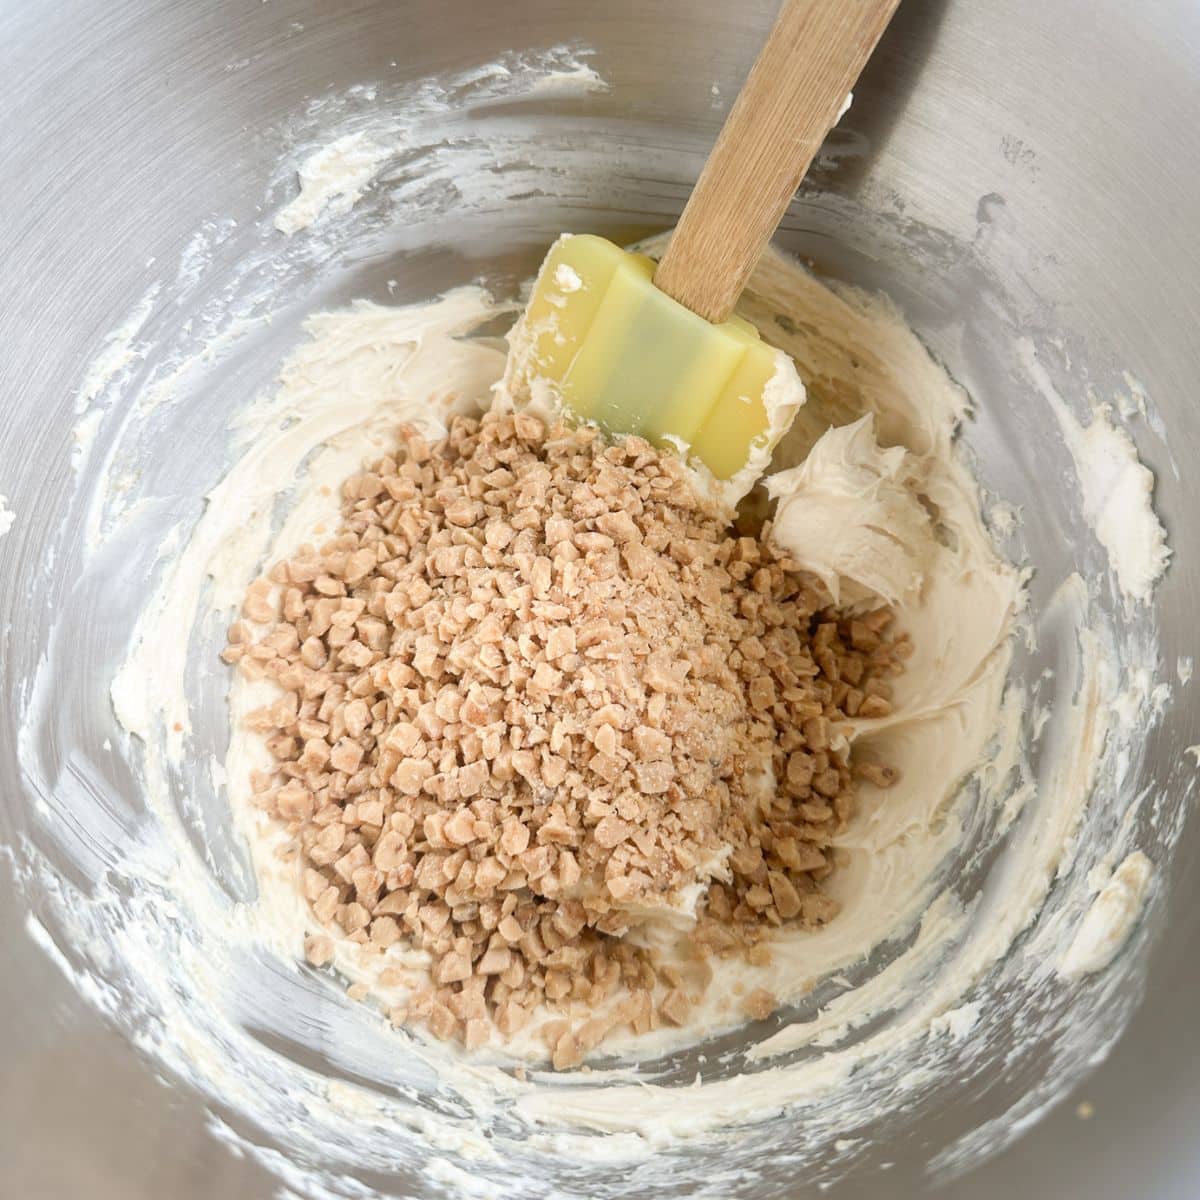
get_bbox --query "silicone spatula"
[514,0,900,483]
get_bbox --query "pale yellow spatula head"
[514,234,784,483]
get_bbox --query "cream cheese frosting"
[766,413,933,607]
[105,240,1024,1076]
[1060,851,1154,978]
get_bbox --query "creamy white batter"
[161,240,1022,1065]
[8,46,1181,1200]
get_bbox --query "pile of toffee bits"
[224,409,905,1067]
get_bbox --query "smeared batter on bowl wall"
[7,47,1180,1200]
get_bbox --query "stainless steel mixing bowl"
[3,1,1199,1197]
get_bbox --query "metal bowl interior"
[2,1,1199,1198]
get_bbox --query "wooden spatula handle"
[653,0,900,324]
